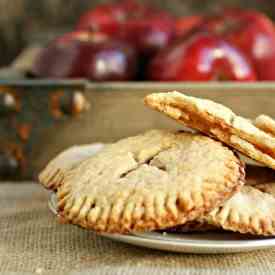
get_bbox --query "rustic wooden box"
[0,77,274,181]
[0,28,275,181]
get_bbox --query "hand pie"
[56,130,244,233]
[255,115,275,137]
[207,185,275,236]
[170,185,275,236]
[39,144,104,190]
[145,91,275,170]
[166,166,275,235]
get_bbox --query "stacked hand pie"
[39,91,275,236]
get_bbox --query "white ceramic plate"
[48,193,275,254]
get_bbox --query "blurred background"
[1,0,274,67]
[1,0,275,181]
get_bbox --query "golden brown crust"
[167,166,275,235]
[207,186,275,236]
[172,170,275,235]
[255,115,275,137]
[144,91,275,170]
[56,130,244,234]
[39,144,105,191]
[164,167,275,236]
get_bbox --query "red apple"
[148,32,257,81]
[175,15,204,38]
[202,10,275,80]
[120,13,175,56]
[76,1,175,57]
[117,0,155,18]
[75,1,155,37]
[75,3,126,35]
[31,31,138,81]
[76,0,155,37]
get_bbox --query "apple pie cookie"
[145,91,275,170]
[56,130,244,233]
[39,143,104,190]
[170,184,275,236]
[207,185,275,236]
[255,114,275,137]
[171,164,275,235]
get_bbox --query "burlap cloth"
[1,183,275,275]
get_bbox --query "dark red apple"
[75,3,126,35]
[75,1,155,37]
[148,32,257,81]
[76,1,175,57]
[120,13,175,56]
[202,10,275,80]
[31,31,138,81]
[117,0,155,18]
[175,15,204,38]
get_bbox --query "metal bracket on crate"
[0,83,89,181]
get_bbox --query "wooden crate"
[0,45,274,181]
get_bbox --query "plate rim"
[132,232,275,249]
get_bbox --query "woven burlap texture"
[1,183,275,275]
